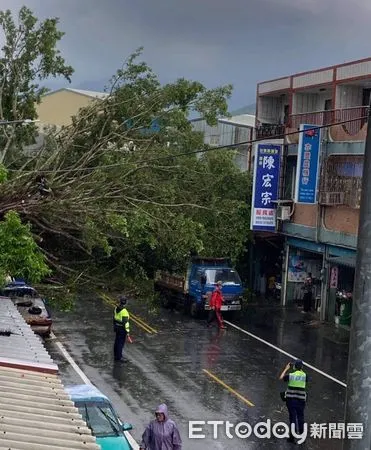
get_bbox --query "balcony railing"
[290,106,369,136]
[255,106,369,141]
[255,123,285,139]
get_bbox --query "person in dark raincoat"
[139,403,182,450]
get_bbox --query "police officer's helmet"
[119,296,128,306]
[294,359,303,370]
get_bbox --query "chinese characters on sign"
[330,266,338,289]
[251,144,281,231]
[295,124,321,204]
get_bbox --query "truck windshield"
[205,269,241,285]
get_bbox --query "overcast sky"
[2,0,371,111]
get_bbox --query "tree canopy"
[0,8,252,292]
[0,6,73,163]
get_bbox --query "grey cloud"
[1,0,371,109]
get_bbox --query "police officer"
[279,359,307,443]
[113,296,130,362]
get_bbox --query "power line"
[7,115,367,174]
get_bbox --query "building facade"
[36,88,109,127]
[253,57,371,326]
[190,113,255,171]
[23,88,109,153]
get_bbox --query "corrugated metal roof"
[0,366,100,449]
[67,88,109,99]
[218,114,256,128]
[42,88,109,100]
[0,298,56,372]
[0,299,100,449]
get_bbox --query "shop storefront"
[281,238,356,325]
[326,247,356,327]
[248,233,284,299]
[282,238,324,311]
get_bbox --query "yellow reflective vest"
[114,307,130,333]
[286,370,307,401]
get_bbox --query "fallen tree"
[0,8,252,292]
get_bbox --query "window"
[76,401,121,438]
[362,88,371,106]
[283,156,297,200]
[205,269,241,285]
[1,287,37,298]
[321,155,363,207]
[195,269,203,283]
[284,104,289,125]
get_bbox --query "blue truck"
[154,257,243,318]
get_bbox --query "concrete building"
[190,113,255,171]
[253,56,371,326]
[24,88,109,153]
[36,88,108,127]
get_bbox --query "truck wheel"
[182,297,190,315]
[161,294,171,309]
[190,300,199,319]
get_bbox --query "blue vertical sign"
[295,124,321,204]
[251,144,281,231]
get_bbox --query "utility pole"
[343,103,371,449]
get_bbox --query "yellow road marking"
[203,369,255,407]
[98,292,157,334]
[130,316,154,334]
[130,312,157,334]
[102,292,158,333]
[99,292,116,306]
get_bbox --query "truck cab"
[187,258,243,317]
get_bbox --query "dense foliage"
[0,8,252,291]
[0,210,51,286]
[0,6,73,163]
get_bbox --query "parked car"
[65,384,134,450]
[0,281,52,336]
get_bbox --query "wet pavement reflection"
[45,294,349,449]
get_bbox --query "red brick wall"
[292,204,318,227]
[324,206,359,234]
[292,204,359,234]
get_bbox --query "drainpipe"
[315,133,326,243]
[248,127,253,172]
[320,246,329,321]
[282,243,290,306]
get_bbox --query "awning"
[287,237,325,254]
[327,255,356,269]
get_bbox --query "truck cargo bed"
[155,271,186,293]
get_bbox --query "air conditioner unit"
[276,205,291,221]
[319,192,345,205]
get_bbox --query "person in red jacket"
[206,281,226,329]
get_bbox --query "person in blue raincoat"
[140,404,182,450]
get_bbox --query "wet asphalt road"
[45,294,350,449]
